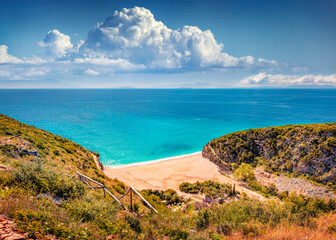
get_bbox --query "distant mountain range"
[0,79,77,89]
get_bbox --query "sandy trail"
[104,153,264,200]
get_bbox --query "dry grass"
[227,213,336,240]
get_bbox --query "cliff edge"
[202,123,336,189]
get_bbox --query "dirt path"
[89,152,103,171]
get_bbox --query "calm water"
[0,89,335,165]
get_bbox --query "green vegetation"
[141,189,184,205]
[179,180,236,199]
[247,180,277,198]
[0,114,101,177]
[0,163,137,239]
[0,114,142,239]
[233,163,256,181]
[1,114,336,239]
[203,123,336,189]
[8,162,85,199]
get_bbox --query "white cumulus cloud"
[84,69,100,75]
[0,45,23,63]
[79,7,279,70]
[0,45,48,65]
[39,29,73,58]
[241,72,336,86]
[0,6,308,83]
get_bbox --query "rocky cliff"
[202,123,336,188]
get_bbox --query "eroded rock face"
[273,175,336,200]
[202,123,336,185]
[0,215,60,240]
[0,215,28,240]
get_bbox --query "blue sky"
[0,0,335,88]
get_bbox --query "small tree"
[195,209,210,230]
[233,163,255,181]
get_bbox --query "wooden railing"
[77,171,158,213]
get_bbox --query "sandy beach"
[104,153,264,200]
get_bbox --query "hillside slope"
[0,114,103,176]
[1,115,336,240]
[0,114,141,239]
[202,123,336,189]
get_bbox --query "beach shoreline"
[104,151,202,169]
[103,152,264,200]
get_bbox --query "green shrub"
[113,182,126,194]
[9,162,84,199]
[233,163,255,181]
[0,144,18,158]
[216,221,233,236]
[282,192,336,219]
[212,198,289,228]
[179,182,199,194]
[195,209,211,230]
[125,215,141,233]
[164,227,188,240]
[0,186,14,199]
[179,180,232,199]
[15,210,90,239]
[247,180,278,197]
[65,192,118,223]
[241,222,261,237]
[53,149,60,156]
[142,189,183,205]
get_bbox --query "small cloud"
[0,45,47,65]
[0,69,10,77]
[22,68,49,77]
[84,69,100,75]
[0,64,50,80]
[74,57,144,70]
[39,29,73,58]
[0,45,23,63]
[241,72,336,87]
[22,55,47,65]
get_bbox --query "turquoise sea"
[0,89,335,166]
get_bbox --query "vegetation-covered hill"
[202,123,336,189]
[1,115,336,239]
[0,114,142,239]
[0,114,103,175]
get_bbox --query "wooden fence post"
[131,186,158,213]
[130,189,133,211]
[76,172,158,213]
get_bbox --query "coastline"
[103,152,264,200]
[104,151,202,169]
